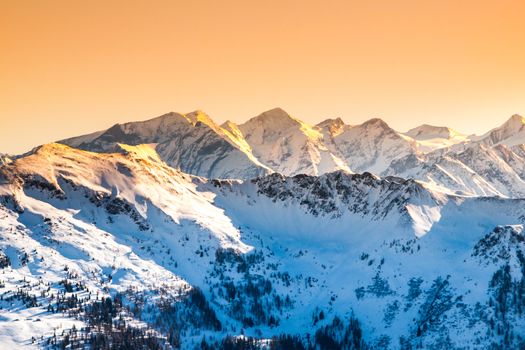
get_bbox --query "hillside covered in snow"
[1,140,525,349]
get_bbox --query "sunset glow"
[1,0,524,154]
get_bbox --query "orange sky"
[1,0,524,154]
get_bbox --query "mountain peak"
[143,111,185,123]
[360,117,391,130]
[145,110,219,130]
[502,114,525,129]
[405,124,463,140]
[317,117,344,126]
[263,107,290,116]
[33,142,74,155]
[479,114,525,147]
[243,108,298,129]
[120,110,219,130]
[183,110,221,132]
[316,117,345,129]
[185,109,212,123]
[316,117,348,137]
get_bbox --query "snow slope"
[0,143,250,347]
[207,171,525,349]
[2,144,525,348]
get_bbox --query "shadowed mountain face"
[60,109,525,198]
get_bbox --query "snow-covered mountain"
[0,143,248,348]
[404,124,470,153]
[384,115,525,198]
[60,111,272,179]
[58,109,525,198]
[2,143,525,349]
[385,151,504,197]
[477,114,525,147]
[326,118,417,174]
[237,108,351,176]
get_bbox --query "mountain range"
[59,108,525,198]
[1,109,525,349]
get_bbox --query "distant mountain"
[385,151,503,196]
[385,115,525,197]
[237,108,351,176]
[477,114,525,147]
[404,124,470,153]
[328,118,417,174]
[60,108,354,178]
[2,143,525,348]
[58,109,525,198]
[60,111,272,179]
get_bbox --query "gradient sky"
[1,0,525,154]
